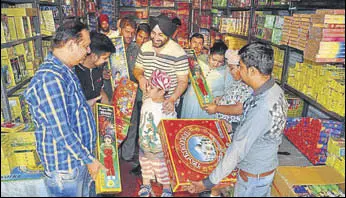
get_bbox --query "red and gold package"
[112,77,138,147]
[158,119,237,192]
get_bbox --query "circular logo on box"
[175,125,226,174]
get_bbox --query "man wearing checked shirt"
[24,20,106,197]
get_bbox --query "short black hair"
[172,17,182,26]
[190,33,204,43]
[137,23,150,34]
[52,19,88,49]
[238,42,274,75]
[210,40,228,55]
[89,31,115,56]
[120,15,137,29]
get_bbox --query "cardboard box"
[112,77,138,146]
[95,104,122,194]
[158,119,237,192]
[272,166,345,197]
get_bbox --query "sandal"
[138,185,152,197]
[161,188,173,197]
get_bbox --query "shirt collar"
[253,77,275,96]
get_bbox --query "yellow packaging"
[272,166,345,197]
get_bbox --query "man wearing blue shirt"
[24,20,105,197]
[188,42,288,197]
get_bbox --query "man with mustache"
[133,14,189,119]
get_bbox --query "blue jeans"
[234,171,275,197]
[44,166,95,197]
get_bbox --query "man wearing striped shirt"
[133,14,189,114]
[24,20,105,197]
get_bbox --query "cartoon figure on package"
[100,133,116,177]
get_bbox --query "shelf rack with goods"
[210,0,345,122]
[1,0,95,122]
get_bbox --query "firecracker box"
[284,118,343,165]
[326,155,345,178]
[1,122,26,133]
[185,50,213,108]
[112,77,138,147]
[95,103,122,194]
[1,125,44,181]
[108,37,130,91]
[327,137,345,158]
[158,119,237,192]
[271,166,345,197]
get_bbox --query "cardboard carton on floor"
[271,166,345,197]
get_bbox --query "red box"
[158,119,237,192]
[112,77,138,147]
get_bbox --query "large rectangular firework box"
[158,119,237,192]
[185,49,213,108]
[95,104,122,194]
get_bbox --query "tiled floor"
[278,136,312,167]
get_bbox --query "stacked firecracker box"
[287,61,345,117]
[253,12,285,45]
[219,11,250,36]
[284,117,344,165]
[304,9,345,63]
[272,46,284,81]
[223,35,247,50]
[326,137,345,177]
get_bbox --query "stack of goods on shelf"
[272,46,284,81]
[151,0,175,7]
[288,61,345,116]
[254,13,285,43]
[40,9,56,36]
[292,185,345,197]
[1,46,32,89]
[94,104,121,193]
[42,40,53,58]
[219,11,250,36]
[1,123,44,181]
[158,119,237,192]
[1,8,38,42]
[120,8,149,20]
[326,137,345,177]
[272,166,345,197]
[305,9,345,63]
[211,9,224,30]
[284,117,344,165]
[62,0,76,17]
[223,35,247,50]
[213,0,227,8]
[120,0,149,7]
[280,16,292,45]
[175,2,191,49]
[7,84,32,124]
[76,0,86,18]
[194,10,212,29]
[229,0,251,7]
[280,14,312,50]
[288,50,304,66]
[99,0,117,29]
[285,94,304,118]
[193,0,212,10]
[257,0,291,6]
